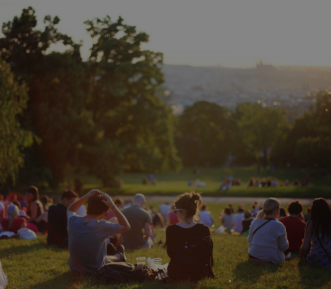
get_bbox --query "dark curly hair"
[311,198,331,240]
[174,191,202,217]
[287,200,303,215]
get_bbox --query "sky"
[1,0,331,67]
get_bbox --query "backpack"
[168,236,214,282]
[96,262,168,283]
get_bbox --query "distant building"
[256,60,277,79]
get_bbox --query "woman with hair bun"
[166,192,214,281]
[247,198,289,263]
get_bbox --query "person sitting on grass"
[241,211,253,235]
[279,207,287,219]
[199,204,214,227]
[221,207,233,233]
[47,190,78,248]
[1,204,27,233]
[232,207,245,233]
[25,186,46,233]
[121,194,154,249]
[300,198,331,268]
[166,192,213,281]
[67,190,131,274]
[279,200,306,254]
[247,198,289,263]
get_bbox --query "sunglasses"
[174,207,186,212]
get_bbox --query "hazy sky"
[1,0,331,67]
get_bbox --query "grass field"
[61,167,331,199]
[2,229,331,289]
[0,202,322,289]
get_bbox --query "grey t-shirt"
[68,212,120,273]
[121,205,152,249]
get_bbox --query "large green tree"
[271,91,331,167]
[0,7,86,187]
[235,103,289,166]
[177,101,234,166]
[82,16,181,185]
[0,60,33,185]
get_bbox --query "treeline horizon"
[1,7,330,191]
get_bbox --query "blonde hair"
[256,210,265,219]
[263,198,280,215]
[7,204,19,229]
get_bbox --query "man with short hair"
[121,193,153,249]
[279,200,306,254]
[47,190,79,247]
[199,204,214,227]
[232,207,245,233]
[67,190,131,274]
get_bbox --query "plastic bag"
[17,228,37,240]
[147,257,156,270]
[0,232,16,239]
[215,225,225,234]
[0,261,8,289]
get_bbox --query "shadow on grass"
[0,242,67,259]
[28,271,90,289]
[233,261,280,285]
[298,261,331,288]
[29,271,196,289]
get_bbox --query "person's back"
[221,208,233,232]
[67,190,130,274]
[68,213,119,273]
[279,200,306,253]
[247,198,288,264]
[301,198,331,268]
[233,208,244,232]
[47,204,67,246]
[199,210,213,227]
[121,194,152,249]
[248,218,288,263]
[166,192,214,282]
[1,217,26,233]
[47,190,78,247]
[306,226,331,268]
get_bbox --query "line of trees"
[1,7,330,191]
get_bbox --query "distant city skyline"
[1,0,331,67]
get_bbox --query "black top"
[166,223,210,258]
[47,203,68,247]
[241,218,253,234]
[27,201,42,219]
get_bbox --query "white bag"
[0,262,8,289]
[0,232,16,238]
[17,228,37,240]
[215,225,225,234]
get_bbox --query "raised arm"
[67,189,100,216]
[100,192,131,234]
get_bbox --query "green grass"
[61,167,331,199]
[2,229,331,288]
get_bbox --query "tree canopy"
[0,60,33,185]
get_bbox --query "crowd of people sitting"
[1,185,331,282]
[248,174,310,187]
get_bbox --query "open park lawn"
[64,167,331,199]
[2,229,331,289]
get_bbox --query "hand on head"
[87,189,101,197]
[100,192,115,208]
